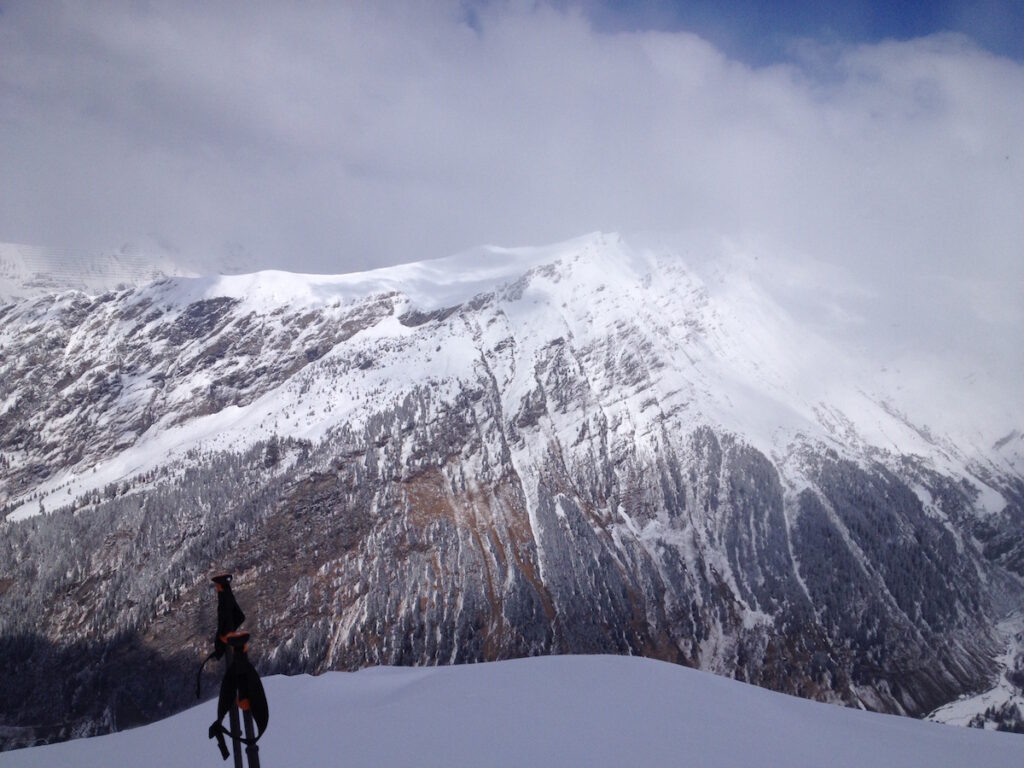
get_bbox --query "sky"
[579,0,1024,63]
[0,0,1022,288]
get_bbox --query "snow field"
[5,655,1021,768]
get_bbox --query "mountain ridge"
[2,233,1016,521]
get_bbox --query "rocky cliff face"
[1,234,1021,747]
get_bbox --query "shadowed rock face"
[0,244,1020,748]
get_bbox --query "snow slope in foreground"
[5,655,1020,768]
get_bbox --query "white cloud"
[1,2,1021,408]
[0,3,1019,270]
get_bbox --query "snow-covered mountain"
[1,232,1022,747]
[6,655,1022,768]
[3,233,1017,520]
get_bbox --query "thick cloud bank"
[1,3,1020,272]
[1,2,1021,432]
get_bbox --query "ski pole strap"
[209,721,263,747]
[195,650,218,699]
[208,722,230,760]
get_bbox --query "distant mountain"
[0,241,200,302]
[0,233,1021,748]
[5,655,1023,767]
